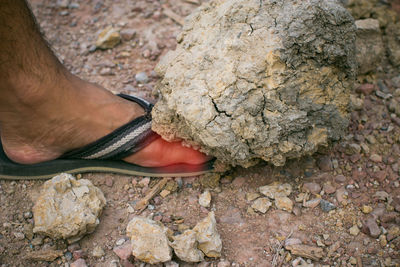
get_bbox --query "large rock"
[355,19,384,74]
[33,173,106,243]
[126,217,172,264]
[386,22,400,67]
[193,212,222,257]
[152,0,356,167]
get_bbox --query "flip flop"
[0,94,214,180]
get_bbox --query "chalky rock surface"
[126,217,172,264]
[33,173,106,243]
[193,212,222,257]
[152,0,356,167]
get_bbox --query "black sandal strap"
[61,94,158,160]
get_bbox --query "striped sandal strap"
[61,94,159,160]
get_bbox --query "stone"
[259,182,292,199]
[193,211,222,258]
[323,182,336,194]
[370,154,382,163]
[25,250,64,261]
[285,244,324,261]
[170,230,204,262]
[32,173,106,243]
[126,217,172,264]
[363,218,381,238]
[71,259,88,267]
[303,198,321,209]
[120,28,137,41]
[113,242,132,260]
[302,182,321,194]
[135,72,149,83]
[386,22,400,67]
[96,26,121,49]
[349,225,360,236]
[199,190,212,208]
[245,192,260,201]
[251,197,272,213]
[320,199,336,212]
[379,234,387,247]
[275,196,293,212]
[199,173,221,188]
[152,0,356,168]
[356,84,375,95]
[92,245,105,258]
[350,95,364,110]
[362,205,373,214]
[354,19,384,74]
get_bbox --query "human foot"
[0,72,210,167]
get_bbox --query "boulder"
[33,173,106,243]
[152,0,356,167]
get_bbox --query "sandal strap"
[61,94,159,160]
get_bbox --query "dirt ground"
[1,0,400,266]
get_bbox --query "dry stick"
[357,256,363,267]
[163,7,184,26]
[182,0,200,4]
[134,177,171,213]
[272,230,293,267]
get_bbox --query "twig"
[134,177,170,213]
[357,256,363,267]
[163,7,184,26]
[272,230,293,267]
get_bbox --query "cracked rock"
[32,173,106,243]
[170,230,204,262]
[193,211,222,258]
[152,0,356,167]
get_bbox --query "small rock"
[379,234,387,247]
[99,67,114,76]
[363,218,381,238]
[322,182,336,194]
[373,191,389,201]
[31,236,44,246]
[320,200,336,212]
[160,189,171,198]
[24,211,33,219]
[335,175,346,183]
[71,258,88,267]
[350,95,364,110]
[349,225,360,236]
[199,173,221,189]
[285,238,302,247]
[105,177,114,187]
[317,156,333,171]
[303,198,321,209]
[33,173,106,243]
[139,177,150,187]
[56,0,69,8]
[362,205,373,214]
[302,182,321,194]
[285,244,324,261]
[164,261,180,267]
[193,211,222,258]
[25,249,64,261]
[370,154,382,163]
[356,83,376,95]
[96,26,121,49]
[199,190,212,208]
[336,187,348,204]
[92,245,105,258]
[251,198,272,213]
[275,196,293,212]
[259,182,292,199]
[245,192,260,201]
[13,232,25,240]
[120,29,136,41]
[126,217,172,264]
[135,72,149,83]
[171,230,204,262]
[113,242,133,260]
[217,260,231,267]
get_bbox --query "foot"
[0,71,210,167]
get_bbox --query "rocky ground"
[0,0,400,266]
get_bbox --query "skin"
[0,0,210,167]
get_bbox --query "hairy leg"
[0,0,208,166]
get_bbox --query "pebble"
[363,218,381,238]
[31,236,44,246]
[105,177,114,187]
[349,225,360,236]
[120,29,137,41]
[139,177,150,187]
[275,196,293,212]
[65,251,73,261]
[336,187,348,204]
[135,72,149,83]
[92,245,105,258]
[302,182,321,194]
[23,211,33,219]
[245,192,260,201]
[335,175,346,183]
[356,83,375,95]
[100,67,114,76]
[370,154,382,163]
[251,198,272,213]
[95,26,121,49]
[303,198,321,209]
[71,258,88,267]
[113,242,132,260]
[199,190,212,208]
[320,200,336,212]
[379,234,387,247]
[323,182,336,194]
[259,182,292,199]
[160,189,171,198]
[362,205,373,214]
